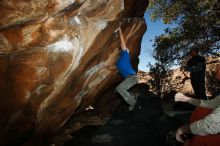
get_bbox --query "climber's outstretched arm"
[118,27,127,51]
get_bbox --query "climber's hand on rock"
[115,27,121,33]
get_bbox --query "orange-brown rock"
[0,0,148,145]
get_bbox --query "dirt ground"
[64,91,191,146]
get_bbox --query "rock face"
[0,0,148,145]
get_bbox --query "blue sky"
[138,12,176,72]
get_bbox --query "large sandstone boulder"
[0,0,148,145]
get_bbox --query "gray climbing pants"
[116,75,139,106]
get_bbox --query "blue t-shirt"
[116,50,136,78]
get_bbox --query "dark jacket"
[186,55,206,78]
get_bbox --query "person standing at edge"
[115,27,140,111]
[186,49,207,100]
[174,64,220,146]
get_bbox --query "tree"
[148,45,174,96]
[146,0,220,97]
[148,0,220,64]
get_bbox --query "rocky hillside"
[139,58,220,97]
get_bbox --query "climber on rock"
[115,26,141,111]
